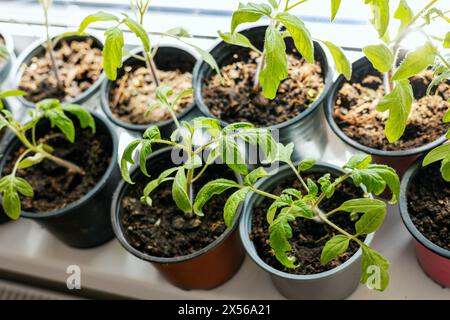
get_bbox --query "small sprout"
[0,91,95,220]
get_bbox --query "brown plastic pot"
[111,147,245,290]
[325,57,446,178]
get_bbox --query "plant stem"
[43,5,64,91]
[286,0,308,11]
[252,49,265,92]
[287,161,309,193]
[11,149,32,176]
[250,186,279,200]
[144,51,161,87]
[318,213,364,246]
[7,124,85,175]
[436,51,450,70]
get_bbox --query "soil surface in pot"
[251,173,365,275]
[120,161,236,258]
[19,38,103,103]
[109,66,193,125]
[203,50,324,127]
[334,69,450,151]
[407,163,450,250]
[2,127,111,212]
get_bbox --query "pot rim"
[111,146,244,264]
[0,30,14,82]
[239,161,375,281]
[0,111,119,219]
[100,44,199,132]
[399,158,450,259]
[192,24,333,130]
[13,33,106,108]
[325,56,447,158]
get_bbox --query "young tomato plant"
[0,90,95,219]
[120,85,275,222]
[217,0,352,99]
[360,0,450,142]
[78,0,221,82]
[195,152,400,291]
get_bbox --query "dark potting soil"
[109,66,193,125]
[203,50,324,127]
[19,38,103,103]
[251,174,365,275]
[334,69,450,151]
[407,163,450,251]
[2,128,111,213]
[120,161,237,258]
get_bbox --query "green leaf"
[2,190,21,220]
[123,18,150,53]
[362,43,394,73]
[321,235,349,264]
[335,198,386,214]
[394,0,413,32]
[392,43,437,80]
[0,175,34,220]
[218,31,260,53]
[224,187,250,227]
[103,27,124,80]
[269,211,297,268]
[143,125,161,140]
[223,122,254,133]
[322,40,351,80]
[423,144,450,167]
[361,246,389,291]
[266,196,292,224]
[78,11,119,32]
[0,90,26,99]
[184,154,202,170]
[264,142,294,164]
[331,0,342,22]
[318,174,335,198]
[306,178,318,198]
[120,140,141,184]
[45,109,75,143]
[165,27,192,38]
[377,79,413,143]
[276,12,314,63]
[351,164,400,203]
[220,136,248,175]
[298,159,316,172]
[17,153,45,170]
[343,154,372,170]
[193,179,238,216]
[367,0,390,38]
[444,32,450,48]
[259,24,288,99]
[188,43,222,79]
[231,2,272,33]
[356,208,386,235]
[63,104,96,133]
[267,0,278,10]
[172,168,192,214]
[290,199,314,219]
[139,141,152,177]
[244,167,268,186]
[441,158,450,181]
[141,167,180,205]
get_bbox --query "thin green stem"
[286,0,308,11]
[437,51,450,70]
[319,214,364,246]
[11,149,32,176]
[42,4,63,90]
[287,161,309,193]
[191,161,211,183]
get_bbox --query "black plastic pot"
[325,57,447,178]
[101,45,200,136]
[0,31,14,85]
[240,161,374,300]
[0,112,120,248]
[193,25,332,162]
[111,147,245,290]
[399,158,450,287]
[13,34,105,108]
